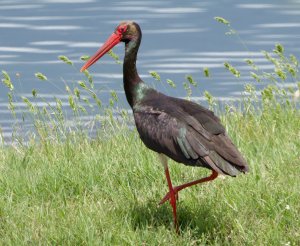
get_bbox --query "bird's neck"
[123,36,144,108]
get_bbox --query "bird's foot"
[159,186,180,205]
[159,186,179,233]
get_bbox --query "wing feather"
[133,93,249,175]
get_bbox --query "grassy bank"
[1,36,300,244]
[0,103,299,245]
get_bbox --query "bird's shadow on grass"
[128,198,220,236]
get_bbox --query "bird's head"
[80,21,141,72]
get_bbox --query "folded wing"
[133,93,249,176]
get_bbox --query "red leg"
[159,170,218,205]
[164,166,179,233]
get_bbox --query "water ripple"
[0,23,82,30]
[30,41,100,48]
[0,46,66,54]
[255,23,300,28]
[144,28,207,34]
[236,4,278,9]
[1,4,43,10]
[41,0,95,3]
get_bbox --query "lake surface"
[1,0,300,140]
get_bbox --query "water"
[1,0,300,139]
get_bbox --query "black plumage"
[133,88,248,177]
[81,21,249,232]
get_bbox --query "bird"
[80,21,249,233]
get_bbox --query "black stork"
[80,21,249,232]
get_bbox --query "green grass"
[1,40,300,244]
[0,104,299,245]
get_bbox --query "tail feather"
[208,151,243,176]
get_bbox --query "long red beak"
[80,32,121,72]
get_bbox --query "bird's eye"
[119,26,126,33]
